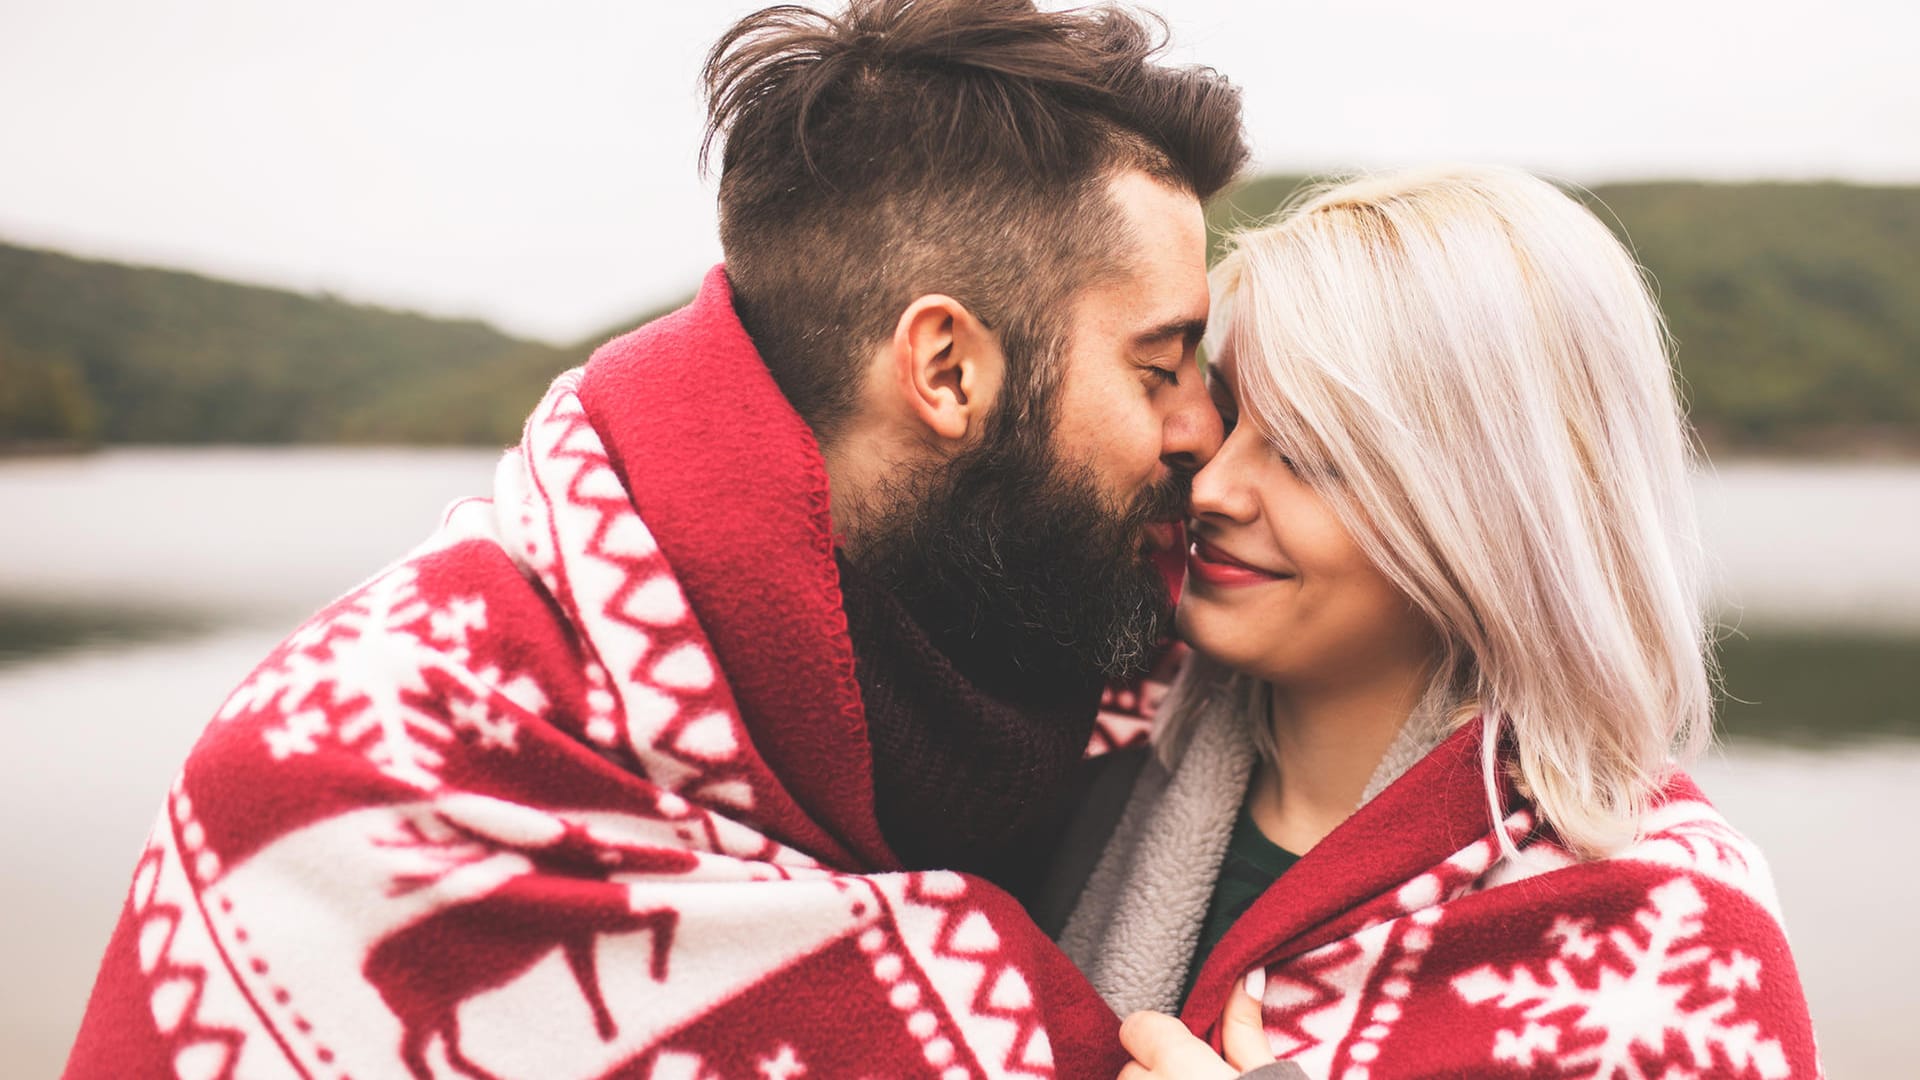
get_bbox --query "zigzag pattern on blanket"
[491,373,823,865]
[65,312,1126,1078]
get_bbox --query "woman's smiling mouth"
[1187,535,1292,587]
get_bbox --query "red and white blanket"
[1062,710,1825,1079]
[64,268,1128,1080]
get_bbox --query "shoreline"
[8,432,1920,463]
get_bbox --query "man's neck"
[835,552,1104,874]
[820,416,920,544]
[1246,664,1432,856]
[820,439,865,542]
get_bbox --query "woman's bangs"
[1227,247,1352,482]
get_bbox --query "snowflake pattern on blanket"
[1453,877,1789,1078]
[1176,740,1822,1080]
[218,565,541,788]
[63,270,1126,1080]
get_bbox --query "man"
[63,1,1245,1076]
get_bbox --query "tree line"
[3,177,1915,455]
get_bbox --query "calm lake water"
[1,449,1915,1077]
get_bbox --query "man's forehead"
[1110,177,1209,297]
[1050,170,1209,345]
[1103,170,1209,260]
[1073,253,1210,326]
[1066,270,1208,342]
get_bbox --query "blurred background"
[2,0,1914,1075]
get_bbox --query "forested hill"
[0,242,591,447]
[4,176,1917,454]
[1209,177,1920,454]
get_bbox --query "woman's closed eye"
[1206,379,1238,434]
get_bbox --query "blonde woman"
[1039,167,1820,1078]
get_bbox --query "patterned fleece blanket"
[63,268,1127,1080]
[1061,705,1824,1080]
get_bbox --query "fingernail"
[1244,965,1266,1000]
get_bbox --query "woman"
[1049,167,1821,1078]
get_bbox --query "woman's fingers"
[1114,973,1278,1080]
[1221,966,1277,1071]
[1117,1010,1238,1079]
[1117,1011,1188,1069]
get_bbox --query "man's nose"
[1160,378,1226,473]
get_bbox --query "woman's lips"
[1187,536,1289,588]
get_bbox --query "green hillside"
[1207,176,1920,454]
[0,242,581,449]
[3,176,1916,453]
[1581,182,1920,451]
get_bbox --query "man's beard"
[850,395,1191,686]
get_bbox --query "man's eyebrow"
[1132,317,1208,350]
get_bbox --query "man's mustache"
[1133,468,1195,527]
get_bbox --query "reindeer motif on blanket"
[361,801,700,1080]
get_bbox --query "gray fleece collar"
[1058,702,1443,1017]
[1058,701,1255,1016]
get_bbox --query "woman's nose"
[1188,425,1261,523]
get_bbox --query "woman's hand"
[1117,968,1276,1078]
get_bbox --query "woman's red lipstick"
[1187,536,1287,588]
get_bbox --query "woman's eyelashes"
[1270,445,1341,484]
[1206,378,1237,433]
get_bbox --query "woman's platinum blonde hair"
[1160,165,1713,858]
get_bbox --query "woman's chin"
[1173,602,1274,680]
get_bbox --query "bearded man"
[63,2,1245,1077]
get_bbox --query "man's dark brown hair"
[703,0,1248,443]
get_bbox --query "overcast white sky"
[2,0,1915,344]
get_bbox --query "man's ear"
[887,294,1005,445]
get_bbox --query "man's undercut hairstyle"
[703,0,1248,443]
